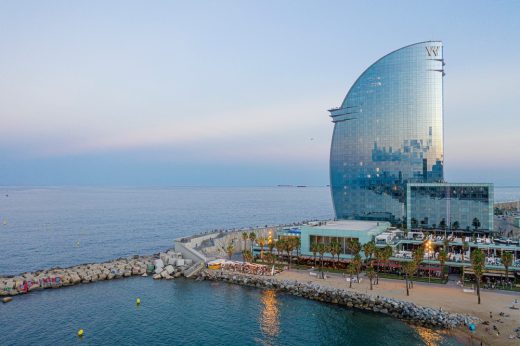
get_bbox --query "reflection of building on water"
[261,290,279,338]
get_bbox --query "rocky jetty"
[197,270,480,329]
[0,255,155,296]
[151,250,194,280]
[0,250,198,297]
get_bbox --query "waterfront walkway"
[277,269,520,346]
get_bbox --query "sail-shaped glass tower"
[329,41,445,224]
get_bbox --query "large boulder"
[153,259,164,269]
[159,253,169,266]
[2,280,15,292]
[71,273,81,284]
[165,265,175,274]
[175,259,185,267]
[154,267,163,274]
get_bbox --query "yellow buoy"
[77,329,84,337]
[136,298,141,305]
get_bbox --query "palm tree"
[411,245,425,288]
[413,243,425,263]
[347,238,361,256]
[381,246,393,280]
[402,261,416,296]
[374,248,384,284]
[295,237,302,264]
[275,239,285,264]
[311,242,319,266]
[470,248,485,304]
[317,243,327,272]
[438,249,447,279]
[264,253,276,273]
[285,239,295,269]
[241,232,249,251]
[249,232,256,252]
[347,263,356,288]
[225,243,235,260]
[257,237,266,260]
[353,253,362,282]
[366,266,376,290]
[330,241,341,268]
[363,241,376,264]
[501,251,513,288]
[242,250,253,263]
[268,238,275,254]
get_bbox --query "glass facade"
[309,235,355,255]
[407,183,494,231]
[329,41,445,224]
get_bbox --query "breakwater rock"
[0,255,155,296]
[151,250,193,280]
[197,270,480,329]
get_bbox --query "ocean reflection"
[261,290,280,339]
[413,325,443,346]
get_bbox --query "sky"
[0,0,519,186]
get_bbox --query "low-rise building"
[299,220,390,258]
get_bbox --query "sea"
[1,186,518,345]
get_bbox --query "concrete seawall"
[196,269,480,330]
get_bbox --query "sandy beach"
[277,270,520,346]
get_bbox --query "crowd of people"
[220,261,277,276]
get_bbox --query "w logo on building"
[425,46,440,57]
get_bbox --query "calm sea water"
[0,277,460,346]
[0,187,520,275]
[0,187,334,275]
[1,186,517,345]
[1,186,518,275]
